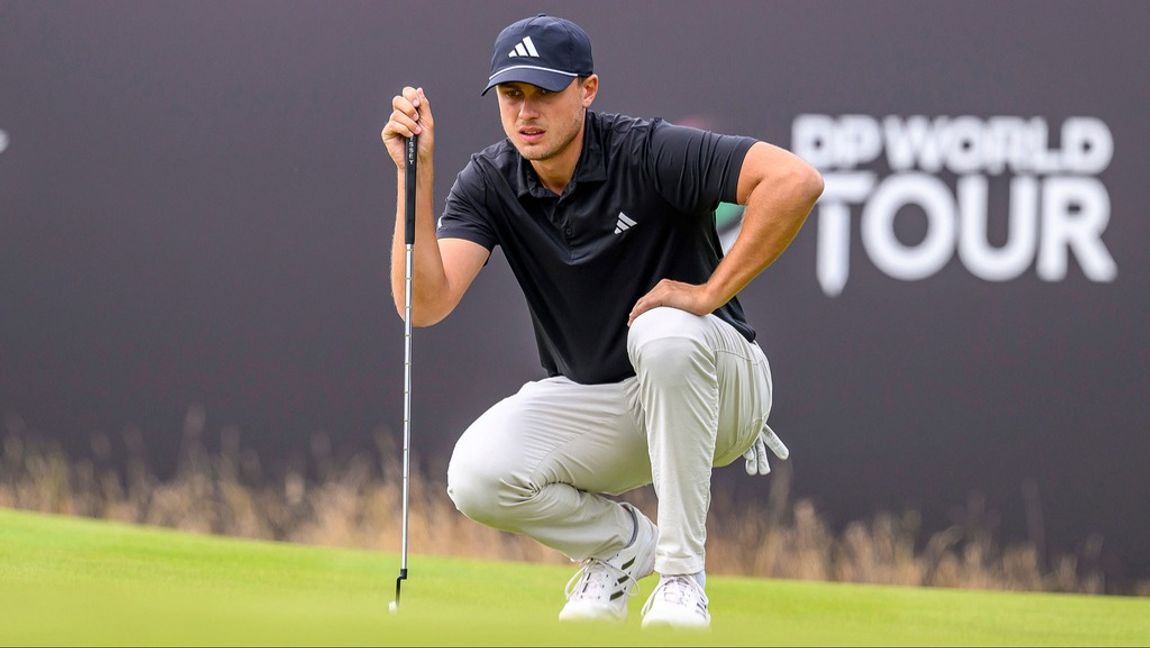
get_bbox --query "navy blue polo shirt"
[437,111,757,384]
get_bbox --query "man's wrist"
[397,161,434,181]
[698,281,729,315]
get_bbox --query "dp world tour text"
[791,115,1117,297]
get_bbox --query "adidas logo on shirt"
[507,36,540,58]
[614,212,637,235]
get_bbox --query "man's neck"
[530,120,587,196]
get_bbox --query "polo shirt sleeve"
[436,158,498,250]
[647,120,757,214]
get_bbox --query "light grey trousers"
[446,306,773,575]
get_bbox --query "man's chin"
[515,144,554,161]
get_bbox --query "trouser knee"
[626,307,711,380]
[446,445,535,530]
[446,453,502,527]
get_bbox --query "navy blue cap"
[482,14,594,95]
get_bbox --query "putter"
[390,132,418,615]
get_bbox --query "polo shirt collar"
[514,111,607,198]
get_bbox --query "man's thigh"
[449,376,653,496]
[627,307,773,467]
[707,316,774,467]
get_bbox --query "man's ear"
[581,74,599,108]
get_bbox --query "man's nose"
[518,99,541,119]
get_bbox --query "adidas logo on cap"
[507,36,540,58]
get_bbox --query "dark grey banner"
[1,2,1147,581]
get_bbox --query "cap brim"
[481,67,579,95]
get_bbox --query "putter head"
[391,568,407,613]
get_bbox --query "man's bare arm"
[628,141,823,324]
[382,87,490,326]
[700,142,825,307]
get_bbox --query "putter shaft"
[395,134,418,608]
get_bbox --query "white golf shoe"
[640,574,711,630]
[558,503,657,623]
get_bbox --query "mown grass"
[1,507,1147,646]
[1,412,1128,595]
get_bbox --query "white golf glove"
[744,422,789,476]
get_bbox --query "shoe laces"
[641,575,708,616]
[564,558,640,602]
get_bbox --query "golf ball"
[388,601,398,614]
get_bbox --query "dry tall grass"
[1,408,1138,595]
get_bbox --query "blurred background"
[1,1,1147,592]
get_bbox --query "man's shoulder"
[589,111,664,141]
[449,139,517,198]
[472,137,516,161]
[588,113,685,170]
[468,138,519,175]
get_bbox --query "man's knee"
[447,451,500,526]
[627,307,711,378]
[446,442,532,529]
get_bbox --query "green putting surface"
[0,507,1147,646]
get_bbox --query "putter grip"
[404,135,418,245]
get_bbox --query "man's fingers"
[627,299,652,325]
[393,87,435,132]
[399,87,435,132]
[393,92,420,122]
[627,281,673,325]
[628,280,714,325]
[416,88,434,125]
[401,86,420,107]
[386,107,423,135]
[628,296,664,325]
[627,295,652,325]
[383,121,417,141]
[389,110,422,136]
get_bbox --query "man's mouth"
[519,127,545,144]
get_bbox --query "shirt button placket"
[555,202,573,240]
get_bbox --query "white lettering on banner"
[815,172,874,297]
[1039,177,1116,281]
[958,175,1038,281]
[793,115,1117,296]
[0,129,8,155]
[862,173,956,281]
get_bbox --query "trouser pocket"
[712,347,773,468]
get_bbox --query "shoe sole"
[641,616,711,631]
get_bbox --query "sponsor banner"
[794,115,1117,296]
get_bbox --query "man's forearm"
[390,160,449,325]
[702,167,823,310]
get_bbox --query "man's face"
[496,76,598,162]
